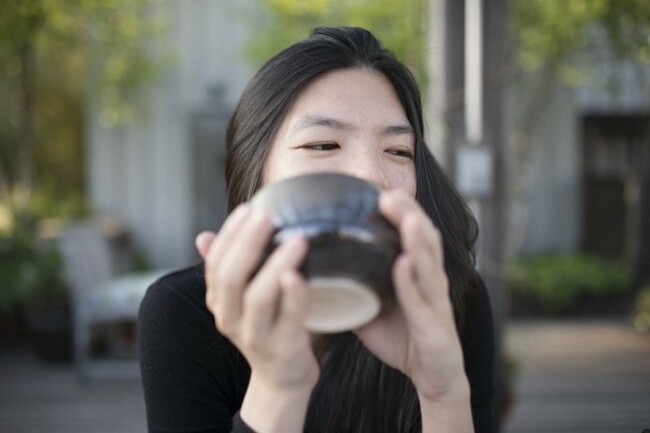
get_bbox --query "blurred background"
[0,0,649,432]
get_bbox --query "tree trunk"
[14,40,36,230]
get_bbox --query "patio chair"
[59,219,168,381]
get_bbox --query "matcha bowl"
[251,173,400,333]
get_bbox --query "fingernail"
[283,234,304,249]
[288,237,309,260]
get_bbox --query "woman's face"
[262,68,416,196]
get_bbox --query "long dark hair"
[225,26,478,433]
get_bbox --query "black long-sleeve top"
[138,264,496,433]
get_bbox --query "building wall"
[514,55,650,257]
[87,1,255,268]
[87,4,649,266]
[510,74,582,255]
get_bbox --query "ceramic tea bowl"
[251,172,401,333]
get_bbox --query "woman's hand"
[354,190,469,404]
[196,204,318,433]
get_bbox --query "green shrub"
[0,233,68,316]
[508,253,633,313]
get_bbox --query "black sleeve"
[462,276,497,433]
[231,412,256,433]
[137,265,252,433]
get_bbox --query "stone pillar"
[428,0,511,429]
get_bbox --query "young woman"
[138,26,496,433]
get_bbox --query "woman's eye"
[301,142,340,151]
[386,148,414,159]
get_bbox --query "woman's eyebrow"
[382,124,413,136]
[291,115,413,136]
[290,115,354,132]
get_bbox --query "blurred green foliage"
[247,0,650,90]
[0,0,170,126]
[508,253,633,313]
[0,0,170,233]
[512,0,650,84]
[0,232,67,316]
[634,287,650,332]
[0,1,170,320]
[244,0,428,85]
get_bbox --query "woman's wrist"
[239,373,315,433]
[418,375,474,433]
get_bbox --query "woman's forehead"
[281,68,410,132]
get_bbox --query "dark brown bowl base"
[305,277,381,333]
[286,232,396,333]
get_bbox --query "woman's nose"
[340,154,388,190]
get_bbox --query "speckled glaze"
[251,173,401,306]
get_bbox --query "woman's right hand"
[196,204,318,432]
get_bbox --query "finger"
[393,255,447,336]
[204,205,254,308]
[380,189,446,307]
[195,231,217,258]
[393,254,424,316]
[400,213,445,301]
[206,207,274,335]
[243,236,308,341]
[380,189,443,263]
[205,204,252,261]
[401,212,448,306]
[275,269,308,334]
[401,210,444,264]
[379,189,421,227]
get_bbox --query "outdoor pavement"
[503,319,650,433]
[0,349,146,433]
[0,318,649,433]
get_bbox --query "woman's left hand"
[354,189,468,403]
